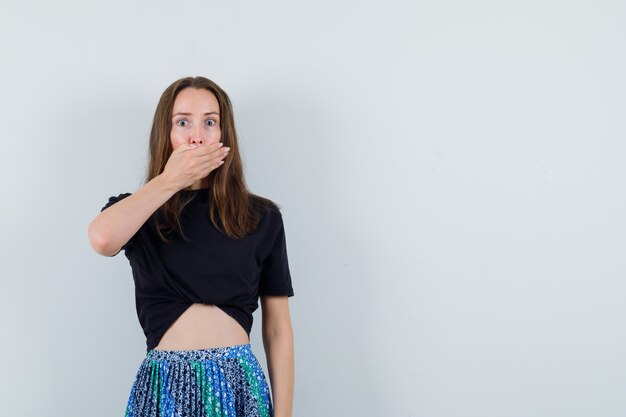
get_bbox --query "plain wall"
[1,1,625,416]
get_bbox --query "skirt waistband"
[145,342,254,362]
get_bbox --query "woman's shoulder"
[248,194,285,235]
[250,193,281,215]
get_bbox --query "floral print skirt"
[124,343,273,417]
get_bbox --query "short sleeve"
[100,193,135,253]
[258,210,295,297]
[101,193,132,212]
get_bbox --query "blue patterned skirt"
[124,343,273,417]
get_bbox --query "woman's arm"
[88,174,177,257]
[261,295,295,417]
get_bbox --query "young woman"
[88,76,295,417]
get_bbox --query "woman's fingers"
[189,143,230,176]
[193,144,230,166]
[191,142,229,160]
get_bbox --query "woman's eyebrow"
[172,112,220,118]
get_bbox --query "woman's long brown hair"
[142,76,279,242]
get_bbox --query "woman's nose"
[189,123,206,144]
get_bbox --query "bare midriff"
[153,303,250,351]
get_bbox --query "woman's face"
[170,87,221,150]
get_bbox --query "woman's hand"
[162,142,230,191]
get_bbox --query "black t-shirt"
[100,188,294,352]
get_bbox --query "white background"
[1,1,625,416]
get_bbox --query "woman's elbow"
[87,221,119,257]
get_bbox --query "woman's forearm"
[88,174,176,256]
[262,328,294,417]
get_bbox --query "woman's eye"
[175,119,216,127]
